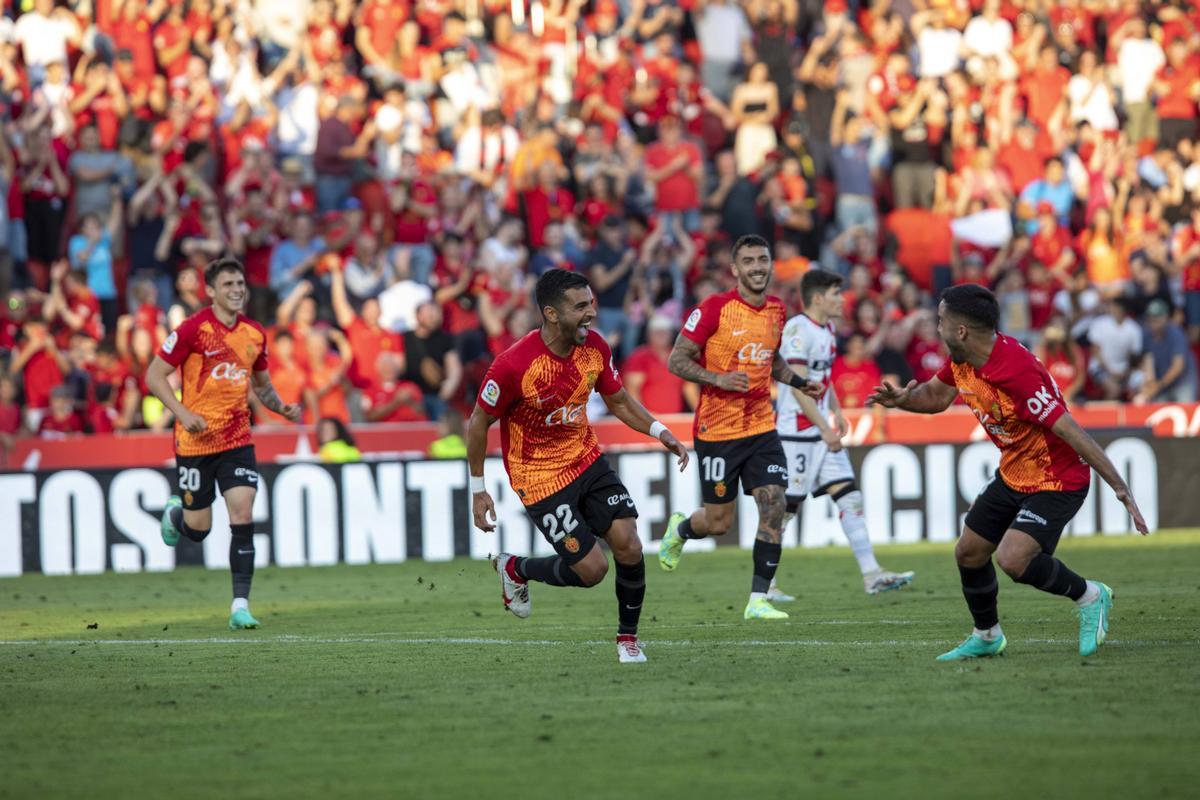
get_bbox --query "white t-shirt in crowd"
[378,279,433,333]
[962,16,1012,58]
[918,27,963,78]
[1117,38,1165,104]
[696,3,751,64]
[14,11,75,68]
[275,82,320,156]
[374,100,430,181]
[1087,314,1143,374]
[1067,74,1119,131]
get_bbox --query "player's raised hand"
[280,403,303,423]
[472,490,498,533]
[1118,491,1150,535]
[178,408,208,433]
[658,429,690,472]
[866,379,916,409]
[715,371,750,393]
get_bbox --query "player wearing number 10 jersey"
[868,285,1149,661]
[147,258,302,631]
[468,269,688,664]
[658,235,822,621]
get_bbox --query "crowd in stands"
[2,0,1200,452]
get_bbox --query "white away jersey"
[776,313,836,434]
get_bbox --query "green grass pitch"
[3,530,1199,800]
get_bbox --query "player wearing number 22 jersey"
[658,235,822,622]
[468,269,689,664]
[867,285,1149,662]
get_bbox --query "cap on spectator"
[1037,201,1055,216]
[1146,299,1170,318]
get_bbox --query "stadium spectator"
[1137,300,1196,403]
[38,385,83,438]
[1088,298,1144,400]
[403,301,461,420]
[831,333,882,410]
[622,315,691,414]
[316,416,362,463]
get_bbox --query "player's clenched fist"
[472,490,497,533]
[280,404,303,422]
[178,408,208,433]
[715,371,751,392]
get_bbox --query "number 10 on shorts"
[702,456,726,482]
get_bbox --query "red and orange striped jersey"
[680,289,786,442]
[478,329,622,505]
[157,307,268,457]
[936,333,1089,493]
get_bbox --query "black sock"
[959,561,1000,630]
[230,523,255,600]
[614,558,645,635]
[171,506,210,542]
[1015,553,1087,601]
[751,540,782,594]
[516,556,587,587]
[679,517,697,540]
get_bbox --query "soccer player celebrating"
[657,235,822,621]
[772,269,914,599]
[469,269,689,664]
[867,285,1149,660]
[149,258,302,630]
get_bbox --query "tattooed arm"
[252,370,302,422]
[771,351,823,397]
[667,334,750,392]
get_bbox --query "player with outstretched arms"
[468,269,689,664]
[867,285,1149,660]
[771,269,914,599]
[657,234,823,620]
[149,258,302,630]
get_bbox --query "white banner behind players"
[0,437,1179,577]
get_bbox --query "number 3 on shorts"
[540,504,579,542]
[178,466,201,492]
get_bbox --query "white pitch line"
[0,636,1194,648]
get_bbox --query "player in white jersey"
[771,269,915,597]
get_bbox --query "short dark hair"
[940,284,999,330]
[800,269,843,305]
[319,416,356,447]
[731,234,771,261]
[535,269,590,315]
[205,257,245,287]
[275,329,293,343]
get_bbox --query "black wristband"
[787,373,811,391]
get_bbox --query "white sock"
[231,597,249,613]
[749,591,768,602]
[1075,580,1101,607]
[973,624,1003,641]
[836,491,881,574]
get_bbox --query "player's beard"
[739,270,770,295]
[944,338,968,363]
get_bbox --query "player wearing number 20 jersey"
[469,269,690,664]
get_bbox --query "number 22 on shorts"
[540,504,579,542]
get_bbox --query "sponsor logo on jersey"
[161,331,178,355]
[545,403,586,426]
[1015,509,1048,527]
[737,342,774,364]
[1026,386,1060,422]
[234,467,259,482]
[210,362,249,382]
[607,492,632,507]
[481,379,501,406]
[766,464,786,474]
[684,308,701,332]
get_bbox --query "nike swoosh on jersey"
[205,349,222,357]
[732,329,748,336]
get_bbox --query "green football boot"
[1078,582,1113,657]
[936,633,1007,662]
[229,608,261,630]
[658,512,687,572]
[161,496,183,547]
[743,596,789,620]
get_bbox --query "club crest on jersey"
[737,342,774,364]
[587,370,598,388]
[481,379,501,406]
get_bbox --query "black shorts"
[964,475,1089,553]
[524,457,638,565]
[175,444,260,511]
[695,430,788,505]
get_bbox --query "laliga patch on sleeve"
[161,331,178,355]
[789,336,804,350]
[684,308,702,332]
[481,379,501,406]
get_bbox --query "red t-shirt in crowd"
[831,356,882,410]
[520,186,575,249]
[0,402,20,434]
[622,345,685,414]
[1156,63,1199,120]
[346,316,404,390]
[363,379,427,422]
[644,139,702,211]
[393,180,438,244]
[907,338,947,384]
[39,411,84,436]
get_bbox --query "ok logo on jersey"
[210,362,249,382]
[737,342,774,365]
[545,403,586,426]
